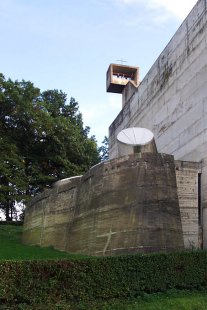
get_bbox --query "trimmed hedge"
[0,250,207,307]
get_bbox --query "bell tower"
[106,63,139,107]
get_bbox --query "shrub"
[0,250,207,307]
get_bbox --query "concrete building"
[23,152,193,255]
[108,0,207,248]
[23,0,206,255]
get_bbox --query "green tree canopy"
[0,74,100,220]
[98,136,109,161]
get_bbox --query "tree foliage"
[98,136,109,161]
[0,74,100,220]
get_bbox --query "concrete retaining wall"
[23,153,185,256]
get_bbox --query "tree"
[98,136,109,161]
[0,137,27,221]
[0,74,100,220]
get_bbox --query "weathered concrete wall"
[108,0,207,246]
[201,156,207,247]
[22,176,82,250]
[23,153,184,256]
[175,160,201,249]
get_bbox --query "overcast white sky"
[0,0,198,144]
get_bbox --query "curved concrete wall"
[22,176,82,250]
[23,153,184,256]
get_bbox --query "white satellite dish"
[117,127,154,146]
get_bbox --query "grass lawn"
[9,291,207,310]
[0,224,88,260]
[94,291,207,310]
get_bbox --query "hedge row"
[0,250,207,307]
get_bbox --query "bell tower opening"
[106,63,139,94]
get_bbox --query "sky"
[0,0,198,145]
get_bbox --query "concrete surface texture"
[23,153,186,255]
[108,0,207,248]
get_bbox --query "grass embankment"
[1,224,207,309]
[85,291,207,309]
[0,224,88,260]
[92,291,207,310]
